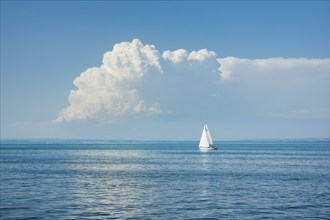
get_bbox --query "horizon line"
[1,137,329,144]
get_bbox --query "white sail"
[199,125,209,147]
[199,124,217,150]
[205,124,213,145]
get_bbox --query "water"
[1,140,329,219]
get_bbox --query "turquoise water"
[1,140,329,219]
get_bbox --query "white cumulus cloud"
[163,48,217,63]
[217,57,329,81]
[55,39,329,124]
[162,49,188,63]
[55,39,162,123]
[217,57,329,119]
[55,40,221,123]
[187,49,216,62]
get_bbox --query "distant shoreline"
[1,138,329,145]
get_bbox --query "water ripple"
[1,142,329,219]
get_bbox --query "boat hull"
[199,146,217,150]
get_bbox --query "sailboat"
[199,124,217,150]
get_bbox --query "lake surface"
[1,140,329,219]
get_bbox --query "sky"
[1,1,329,140]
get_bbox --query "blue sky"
[1,1,329,140]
